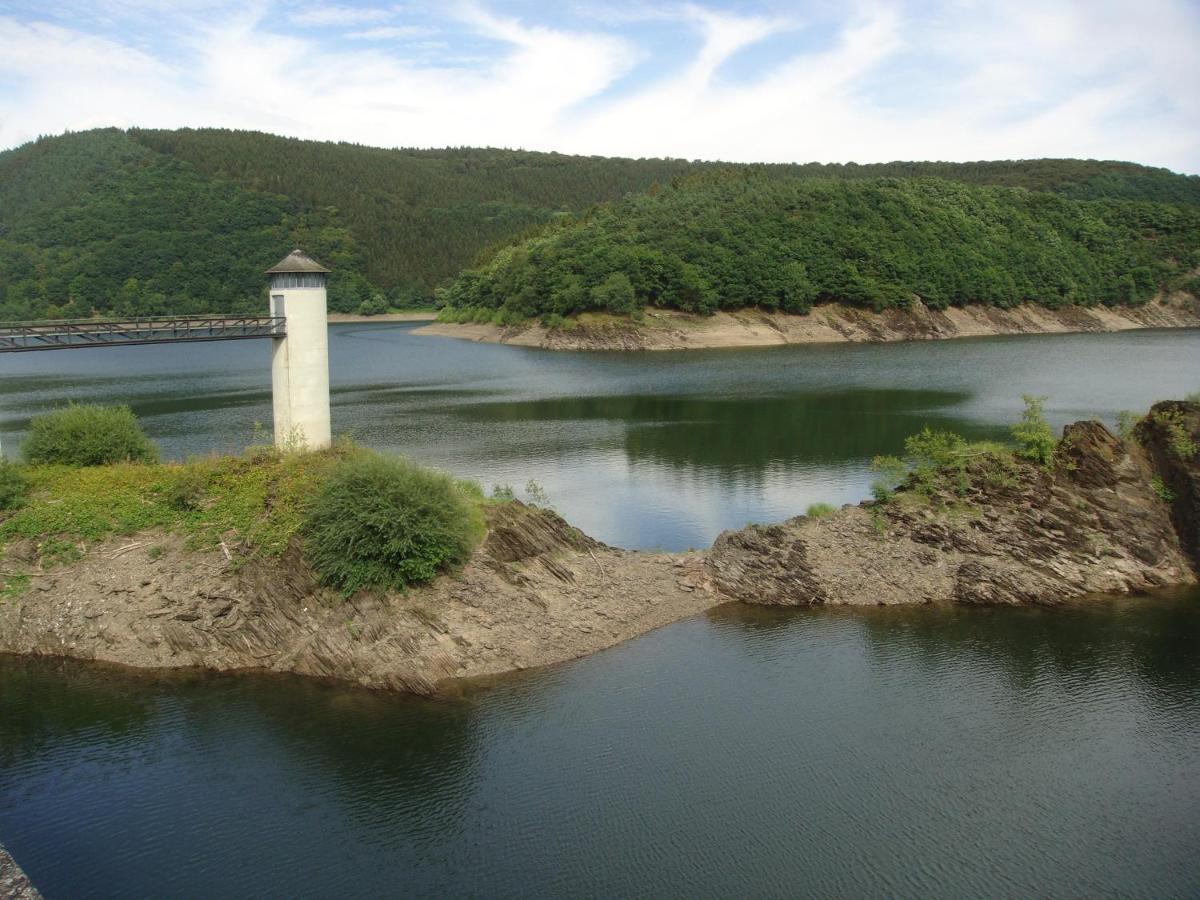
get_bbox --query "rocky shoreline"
[1,403,1197,696]
[0,844,42,900]
[415,296,1200,351]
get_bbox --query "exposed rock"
[0,844,42,900]
[2,405,1198,695]
[0,503,712,696]
[414,296,1200,351]
[708,407,1199,607]
[1136,401,1200,568]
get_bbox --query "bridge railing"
[0,316,286,352]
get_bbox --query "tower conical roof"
[266,249,330,274]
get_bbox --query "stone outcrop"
[0,503,712,695]
[0,844,42,900]
[2,403,1197,695]
[708,406,1199,607]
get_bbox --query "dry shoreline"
[414,297,1200,350]
[2,403,1197,698]
[327,311,437,323]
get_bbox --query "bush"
[166,467,209,511]
[302,453,486,594]
[1011,395,1056,466]
[22,404,158,467]
[805,502,836,518]
[871,455,908,502]
[0,460,29,510]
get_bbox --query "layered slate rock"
[708,406,1199,607]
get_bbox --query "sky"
[1,0,1198,172]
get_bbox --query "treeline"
[438,172,1200,319]
[1,126,1198,321]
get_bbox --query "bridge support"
[267,250,332,450]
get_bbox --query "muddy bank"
[2,404,1197,696]
[415,296,1200,351]
[0,844,41,900]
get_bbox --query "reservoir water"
[2,326,1199,896]
[2,592,1198,897]
[1,324,1198,550]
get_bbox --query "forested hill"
[1,126,1198,320]
[438,172,1200,321]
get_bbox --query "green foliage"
[1151,476,1175,503]
[1,573,30,603]
[1185,391,1200,402]
[524,480,551,507]
[301,453,485,594]
[1116,411,1144,441]
[873,424,1020,504]
[1151,410,1197,459]
[22,404,158,467]
[490,484,516,501]
[805,502,837,518]
[3,128,1199,320]
[871,455,908,503]
[1010,395,1057,466]
[166,467,209,511]
[0,461,29,510]
[440,173,1200,320]
[0,449,343,559]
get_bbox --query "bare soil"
[415,296,1200,351]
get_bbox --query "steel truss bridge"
[0,316,286,352]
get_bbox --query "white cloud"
[0,1,1197,172]
[345,25,434,40]
[291,4,395,26]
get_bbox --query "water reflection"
[1,591,1198,897]
[1,325,1197,549]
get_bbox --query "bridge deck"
[0,316,285,352]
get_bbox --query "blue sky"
[1,0,1198,172]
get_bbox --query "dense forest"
[439,172,1200,320]
[1,126,1198,320]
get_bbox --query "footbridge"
[0,315,285,352]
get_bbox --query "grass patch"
[805,502,837,518]
[0,460,29,510]
[0,447,349,560]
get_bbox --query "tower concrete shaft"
[266,250,332,450]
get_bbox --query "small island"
[2,398,1196,696]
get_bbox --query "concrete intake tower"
[266,249,332,450]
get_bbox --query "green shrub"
[1151,476,1175,503]
[0,460,29,510]
[166,467,209,511]
[22,404,158,467]
[1116,410,1143,441]
[805,502,836,518]
[1151,410,1197,460]
[871,455,907,502]
[301,453,486,594]
[1011,395,1057,466]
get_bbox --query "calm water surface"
[2,592,1198,897]
[2,328,1199,896]
[1,325,1198,550]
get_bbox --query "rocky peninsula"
[415,297,1200,351]
[2,402,1197,696]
